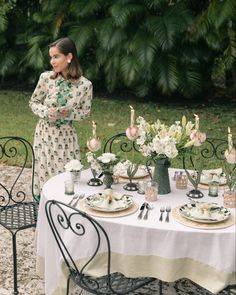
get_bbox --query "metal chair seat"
[0,202,38,230]
[71,271,156,294]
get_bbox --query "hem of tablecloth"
[36,253,236,295]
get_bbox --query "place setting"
[79,188,139,218]
[172,201,236,230]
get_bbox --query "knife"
[137,202,146,219]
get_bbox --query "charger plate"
[79,199,139,218]
[172,206,236,230]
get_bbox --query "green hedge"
[0,0,235,99]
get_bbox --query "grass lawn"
[0,89,235,168]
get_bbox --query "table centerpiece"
[64,159,84,184]
[135,115,198,194]
[86,152,120,189]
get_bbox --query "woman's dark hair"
[48,37,82,80]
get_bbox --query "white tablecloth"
[36,169,236,295]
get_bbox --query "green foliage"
[0,0,235,98]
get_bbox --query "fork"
[68,194,79,206]
[72,194,85,207]
[159,206,165,222]
[165,206,171,222]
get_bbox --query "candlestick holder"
[87,169,103,186]
[186,189,204,199]
[123,182,138,191]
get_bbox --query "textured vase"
[153,158,171,195]
[70,171,81,184]
[103,172,114,189]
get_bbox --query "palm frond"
[223,26,236,70]
[69,21,97,54]
[146,4,192,50]
[0,49,16,76]
[120,55,140,86]
[24,35,46,69]
[70,0,102,17]
[177,65,202,97]
[110,1,144,27]
[155,54,178,93]
[130,30,158,68]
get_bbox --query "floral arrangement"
[86,152,120,174]
[135,115,203,160]
[64,159,84,172]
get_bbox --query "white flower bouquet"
[86,152,120,174]
[135,115,197,160]
[64,159,84,172]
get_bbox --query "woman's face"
[49,46,72,77]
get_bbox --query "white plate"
[119,165,150,179]
[191,169,227,186]
[200,170,227,186]
[179,202,231,223]
[85,193,133,212]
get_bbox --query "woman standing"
[29,37,92,198]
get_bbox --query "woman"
[29,37,93,198]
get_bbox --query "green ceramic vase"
[153,158,171,195]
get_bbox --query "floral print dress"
[29,71,92,196]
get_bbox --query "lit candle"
[92,121,97,138]
[130,105,135,126]
[228,127,233,151]
[194,114,199,130]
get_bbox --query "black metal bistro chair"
[0,136,39,294]
[45,199,161,295]
[182,137,234,169]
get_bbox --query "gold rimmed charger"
[79,199,139,218]
[172,206,236,230]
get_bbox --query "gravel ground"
[0,165,234,295]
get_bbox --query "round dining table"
[36,168,236,295]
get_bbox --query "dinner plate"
[119,165,150,179]
[200,171,227,186]
[191,169,227,186]
[85,193,133,212]
[179,202,231,223]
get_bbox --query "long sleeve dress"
[29,71,93,196]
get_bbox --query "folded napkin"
[89,190,129,210]
[200,168,226,185]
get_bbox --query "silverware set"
[137,202,153,220]
[159,206,171,222]
[68,194,85,207]
[138,203,171,221]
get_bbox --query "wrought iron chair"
[103,132,140,155]
[182,137,233,169]
[45,199,161,295]
[0,136,39,294]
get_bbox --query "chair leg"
[66,276,70,295]
[12,233,19,294]
[159,280,163,295]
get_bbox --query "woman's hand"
[48,108,58,121]
[60,109,69,118]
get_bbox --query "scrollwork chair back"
[45,200,158,295]
[0,136,38,295]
